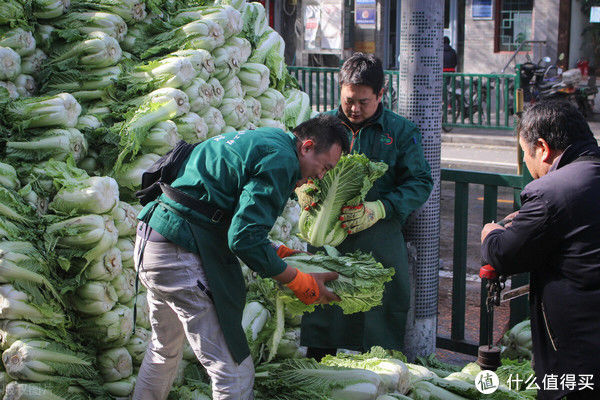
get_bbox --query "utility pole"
[399,0,444,360]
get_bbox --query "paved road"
[442,143,518,174]
[440,116,600,172]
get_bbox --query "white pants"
[132,232,254,400]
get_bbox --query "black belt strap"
[156,200,215,302]
[132,214,154,334]
[197,280,213,302]
[159,182,230,224]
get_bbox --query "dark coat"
[482,140,600,400]
[443,43,457,70]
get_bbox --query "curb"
[441,160,518,174]
[442,132,516,147]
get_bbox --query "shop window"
[494,0,533,52]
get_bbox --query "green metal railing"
[443,73,519,130]
[288,66,401,113]
[288,66,520,130]
[288,66,340,113]
[437,169,530,356]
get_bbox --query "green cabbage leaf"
[297,154,387,247]
[281,247,395,316]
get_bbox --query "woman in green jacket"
[132,115,348,400]
[301,53,433,359]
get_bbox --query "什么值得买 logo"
[475,370,500,394]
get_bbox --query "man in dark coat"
[443,36,457,72]
[481,101,600,400]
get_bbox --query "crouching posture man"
[133,114,349,400]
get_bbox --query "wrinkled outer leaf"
[297,154,387,247]
[254,358,382,400]
[279,250,395,316]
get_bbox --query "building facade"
[275,0,595,74]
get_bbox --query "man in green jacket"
[301,53,433,359]
[132,115,349,400]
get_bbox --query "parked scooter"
[575,85,598,118]
[516,56,557,105]
[444,74,488,124]
[538,68,582,104]
[502,56,559,115]
[574,72,598,118]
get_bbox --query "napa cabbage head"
[249,28,284,82]
[103,375,136,397]
[321,353,410,394]
[0,47,21,81]
[125,327,151,366]
[284,89,311,130]
[49,176,119,216]
[281,247,395,316]
[254,358,384,400]
[0,162,19,191]
[241,2,268,41]
[297,153,387,248]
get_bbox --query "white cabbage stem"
[221,75,245,99]
[117,238,134,270]
[170,49,215,79]
[33,0,70,19]
[98,347,133,382]
[0,81,19,99]
[14,74,36,97]
[49,176,119,215]
[133,57,197,89]
[53,31,122,67]
[6,128,87,162]
[0,285,65,325]
[76,114,102,131]
[142,120,182,155]
[2,339,94,382]
[72,281,118,316]
[0,29,35,57]
[245,97,262,123]
[81,247,123,281]
[207,77,224,107]
[125,327,151,365]
[174,112,208,143]
[21,49,47,75]
[0,47,21,81]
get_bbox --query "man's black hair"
[518,100,594,152]
[443,36,450,45]
[339,53,384,95]
[293,114,350,154]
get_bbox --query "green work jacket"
[138,128,301,363]
[301,107,433,352]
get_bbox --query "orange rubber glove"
[276,244,301,258]
[286,268,319,305]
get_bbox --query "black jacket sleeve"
[481,189,558,275]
